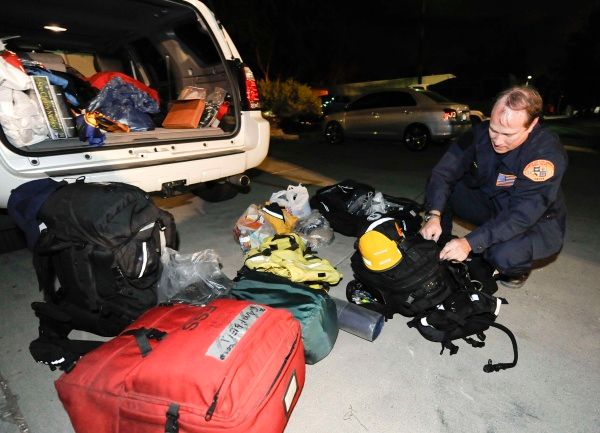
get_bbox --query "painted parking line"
[257,157,338,186]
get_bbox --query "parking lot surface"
[1,131,599,433]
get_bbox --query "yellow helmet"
[358,217,404,272]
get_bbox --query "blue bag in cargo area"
[232,270,338,364]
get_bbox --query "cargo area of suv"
[0,0,269,207]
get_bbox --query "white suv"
[0,0,269,208]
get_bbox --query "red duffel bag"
[55,299,305,433]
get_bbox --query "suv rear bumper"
[0,113,269,207]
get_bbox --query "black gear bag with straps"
[348,234,456,318]
[309,179,423,237]
[407,283,518,373]
[29,180,177,371]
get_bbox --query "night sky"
[214,0,599,106]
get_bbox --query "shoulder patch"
[523,159,555,182]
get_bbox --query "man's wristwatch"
[424,211,441,222]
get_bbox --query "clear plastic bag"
[87,76,159,131]
[198,87,226,127]
[347,190,374,216]
[233,203,276,253]
[365,191,416,217]
[294,209,334,250]
[157,247,233,305]
[178,86,206,100]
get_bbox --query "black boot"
[495,272,530,289]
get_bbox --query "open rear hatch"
[0,0,240,155]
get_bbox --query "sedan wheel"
[324,122,344,145]
[404,125,430,151]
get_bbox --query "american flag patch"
[496,173,516,187]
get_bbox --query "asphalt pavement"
[1,123,599,433]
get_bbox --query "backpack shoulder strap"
[32,231,73,301]
[269,233,300,251]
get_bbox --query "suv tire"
[0,214,27,253]
[191,181,240,202]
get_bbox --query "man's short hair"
[495,86,543,126]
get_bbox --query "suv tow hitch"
[161,179,187,197]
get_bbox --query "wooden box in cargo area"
[162,99,206,128]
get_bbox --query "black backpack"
[348,234,456,318]
[309,179,423,237]
[29,180,177,370]
[407,288,518,373]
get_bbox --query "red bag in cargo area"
[55,299,305,433]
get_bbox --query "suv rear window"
[173,21,222,66]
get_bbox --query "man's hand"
[420,218,442,242]
[439,238,472,262]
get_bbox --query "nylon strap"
[440,340,459,355]
[480,321,519,373]
[122,327,167,357]
[269,234,299,251]
[165,403,180,433]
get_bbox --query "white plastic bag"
[269,184,312,218]
[0,88,49,146]
[0,51,31,91]
[0,54,49,146]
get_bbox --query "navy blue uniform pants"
[441,181,534,276]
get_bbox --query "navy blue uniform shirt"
[425,120,568,257]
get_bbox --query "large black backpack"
[29,180,177,370]
[309,179,423,237]
[348,234,457,318]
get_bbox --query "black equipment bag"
[348,234,457,318]
[361,194,424,236]
[29,180,177,370]
[407,288,518,373]
[309,179,374,236]
[309,179,423,237]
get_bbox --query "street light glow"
[44,25,67,32]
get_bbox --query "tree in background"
[258,79,322,131]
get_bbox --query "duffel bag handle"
[122,327,167,357]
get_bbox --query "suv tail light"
[443,109,457,121]
[241,66,261,110]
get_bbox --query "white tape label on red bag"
[206,304,266,361]
[283,371,298,416]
